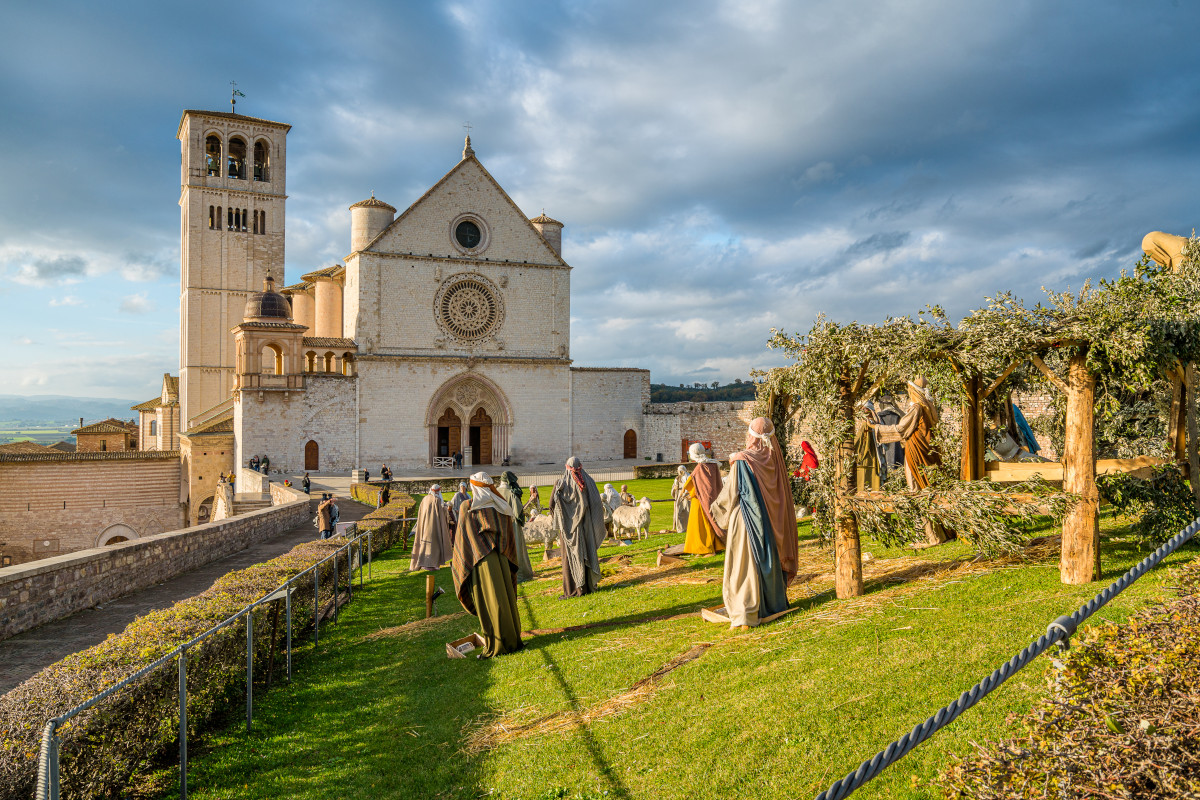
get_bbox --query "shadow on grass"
[518,593,634,800]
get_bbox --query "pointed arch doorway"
[426,373,513,467]
[470,407,492,466]
[304,440,319,470]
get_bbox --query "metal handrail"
[34,513,409,800]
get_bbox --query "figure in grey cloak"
[670,465,691,534]
[495,470,536,582]
[410,484,452,571]
[550,457,607,598]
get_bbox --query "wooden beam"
[850,360,870,397]
[982,359,1024,400]
[1030,354,1069,394]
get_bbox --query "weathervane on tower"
[230,81,245,113]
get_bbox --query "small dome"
[243,275,292,321]
[349,194,396,212]
[530,212,562,226]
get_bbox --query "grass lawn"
[170,478,1199,800]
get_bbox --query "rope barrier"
[814,516,1200,800]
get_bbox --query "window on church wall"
[227,137,246,179]
[208,206,214,230]
[205,135,221,176]
[150,420,157,436]
[259,210,267,235]
[252,209,259,234]
[253,141,269,181]
[227,207,233,230]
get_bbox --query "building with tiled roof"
[0,441,54,454]
[72,421,136,453]
[132,373,180,452]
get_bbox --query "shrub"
[1097,464,1198,546]
[940,557,1200,799]
[0,495,413,800]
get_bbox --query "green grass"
[169,479,1199,800]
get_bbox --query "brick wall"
[0,453,185,566]
[0,496,310,642]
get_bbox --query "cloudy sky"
[1,0,1198,400]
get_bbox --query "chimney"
[79,417,83,428]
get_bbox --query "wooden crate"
[446,633,485,659]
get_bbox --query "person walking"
[317,493,334,539]
[302,473,311,494]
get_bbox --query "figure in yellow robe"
[682,442,726,555]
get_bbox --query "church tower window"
[205,135,221,176]
[208,206,215,230]
[253,140,269,181]
[227,137,247,179]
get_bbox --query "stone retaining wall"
[0,497,311,642]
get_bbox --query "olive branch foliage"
[759,243,1200,554]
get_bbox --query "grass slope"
[171,480,1198,800]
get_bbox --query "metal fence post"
[333,554,339,623]
[245,611,253,732]
[285,583,292,682]
[358,539,364,588]
[368,530,373,579]
[179,648,188,799]
[346,545,353,601]
[313,568,320,646]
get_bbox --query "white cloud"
[119,293,154,314]
[49,295,84,307]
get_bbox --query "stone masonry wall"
[570,368,650,463]
[0,454,185,566]
[644,401,759,461]
[0,497,310,642]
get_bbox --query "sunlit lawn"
[169,478,1199,799]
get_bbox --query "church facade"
[177,109,650,480]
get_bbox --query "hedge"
[0,494,414,800]
[941,556,1200,798]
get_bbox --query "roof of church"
[132,397,162,412]
[177,110,292,136]
[243,275,291,321]
[72,422,133,435]
[530,213,563,226]
[164,374,179,399]
[303,337,357,348]
[181,409,234,436]
[357,145,568,268]
[300,265,344,282]
[0,441,53,454]
[350,196,396,212]
[281,281,313,293]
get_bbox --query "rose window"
[436,277,503,340]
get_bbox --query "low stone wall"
[634,460,729,480]
[0,497,311,642]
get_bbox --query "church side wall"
[569,368,650,462]
[0,456,185,566]
[645,401,759,461]
[235,376,357,475]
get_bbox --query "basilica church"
[168,108,653,513]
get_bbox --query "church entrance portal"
[304,440,319,471]
[469,407,492,465]
[426,375,512,467]
[624,429,637,459]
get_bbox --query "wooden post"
[1061,349,1100,584]
[960,372,985,480]
[1185,363,1200,513]
[1167,367,1188,462]
[425,573,436,618]
[834,373,863,598]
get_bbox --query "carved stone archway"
[426,373,513,466]
[97,523,138,547]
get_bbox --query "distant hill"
[0,394,140,426]
[649,382,758,403]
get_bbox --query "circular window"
[455,220,481,249]
[449,213,489,254]
[435,276,504,340]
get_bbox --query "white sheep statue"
[611,497,652,541]
[523,508,560,559]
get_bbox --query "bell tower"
[177,109,291,428]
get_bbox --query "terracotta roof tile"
[0,441,53,454]
[72,422,134,435]
[131,397,162,412]
[530,213,562,225]
[300,265,344,282]
[303,337,357,348]
[349,196,396,212]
